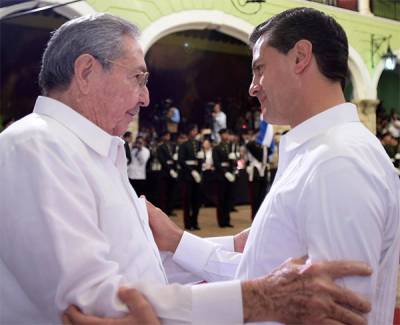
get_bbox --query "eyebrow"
[251,59,261,71]
[137,65,148,73]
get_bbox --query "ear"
[73,54,98,95]
[292,40,313,74]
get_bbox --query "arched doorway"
[140,29,254,134]
[0,9,68,124]
[0,1,95,128]
[377,66,400,115]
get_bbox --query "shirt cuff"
[174,232,217,274]
[192,280,243,325]
[206,236,234,251]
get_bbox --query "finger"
[64,305,100,325]
[62,314,72,325]
[118,288,149,312]
[290,255,308,265]
[320,319,344,325]
[325,283,371,314]
[308,261,372,278]
[328,302,367,325]
[64,305,82,319]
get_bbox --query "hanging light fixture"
[382,45,397,70]
[370,34,398,71]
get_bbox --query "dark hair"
[218,128,228,135]
[186,124,198,134]
[123,131,132,138]
[250,7,349,89]
[160,131,171,137]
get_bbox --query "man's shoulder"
[0,113,52,148]
[0,112,83,158]
[302,125,397,187]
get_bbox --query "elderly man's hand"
[62,288,160,325]
[242,256,372,325]
[145,198,183,252]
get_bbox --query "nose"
[249,76,260,97]
[139,86,150,107]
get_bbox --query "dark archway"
[142,29,256,134]
[377,66,400,115]
[0,10,68,126]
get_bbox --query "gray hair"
[38,13,140,95]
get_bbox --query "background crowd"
[377,104,400,167]
[122,99,277,229]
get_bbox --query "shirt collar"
[33,96,124,158]
[282,102,360,152]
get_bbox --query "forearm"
[173,232,241,282]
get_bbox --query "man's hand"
[62,288,160,325]
[242,257,372,325]
[145,198,183,252]
[234,227,250,253]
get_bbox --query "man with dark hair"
[122,131,133,164]
[156,131,178,216]
[213,128,235,227]
[144,7,400,325]
[249,7,349,90]
[245,133,270,219]
[212,102,227,142]
[128,135,150,196]
[178,124,203,230]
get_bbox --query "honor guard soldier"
[156,131,178,216]
[146,139,162,204]
[212,128,235,228]
[246,138,271,219]
[178,124,203,230]
[228,131,240,212]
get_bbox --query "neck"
[290,79,345,128]
[48,86,94,123]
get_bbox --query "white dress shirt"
[0,96,242,325]
[128,146,150,180]
[213,111,227,142]
[174,103,400,324]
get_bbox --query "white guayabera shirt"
[0,96,242,325]
[174,103,400,325]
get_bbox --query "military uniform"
[178,139,203,230]
[213,141,235,227]
[146,144,162,204]
[157,141,178,215]
[246,140,272,219]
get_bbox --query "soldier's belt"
[185,160,198,166]
[221,162,230,167]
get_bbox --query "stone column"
[358,0,373,16]
[353,99,379,134]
